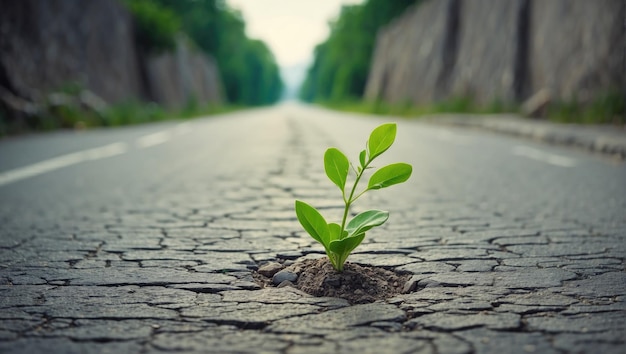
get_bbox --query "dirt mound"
[256,258,410,304]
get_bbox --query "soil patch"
[255,258,410,304]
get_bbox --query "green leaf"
[329,233,366,269]
[345,210,389,237]
[368,163,412,190]
[328,223,346,242]
[359,149,366,168]
[295,200,330,248]
[324,148,350,192]
[367,123,396,161]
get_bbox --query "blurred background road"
[2,103,624,229]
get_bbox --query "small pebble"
[272,270,298,285]
[258,262,283,277]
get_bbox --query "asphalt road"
[2,103,624,227]
[0,103,625,353]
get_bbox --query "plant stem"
[340,160,370,233]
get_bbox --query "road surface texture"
[1,104,625,353]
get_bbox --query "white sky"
[227,0,364,67]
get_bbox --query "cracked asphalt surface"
[1,104,625,353]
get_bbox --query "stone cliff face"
[366,0,456,105]
[447,0,529,104]
[144,36,222,109]
[365,0,625,107]
[0,0,142,104]
[0,0,222,125]
[528,0,624,102]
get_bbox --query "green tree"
[300,0,418,103]
[124,0,180,53]
[125,0,283,105]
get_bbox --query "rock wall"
[144,37,222,109]
[529,0,624,102]
[0,0,142,104]
[365,0,457,104]
[0,0,222,126]
[447,0,529,104]
[365,0,625,106]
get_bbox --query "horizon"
[226,0,365,98]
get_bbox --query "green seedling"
[295,123,412,272]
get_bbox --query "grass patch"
[319,92,625,125]
[97,101,240,128]
[319,97,519,118]
[0,99,241,138]
[545,92,625,125]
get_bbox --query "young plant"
[295,123,412,272]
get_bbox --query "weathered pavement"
[1,103,625,353]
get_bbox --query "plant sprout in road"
[295,123,412,272]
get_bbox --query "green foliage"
[545,91,625,125]
[100,101,166,126]
[367,123,396,159]
[125,0,180,53]
[319,91,625,125]
[299,0,419,103]
[99,100,239,126]
[324,148,350,191]
[0,94,246,137]
[368,163,412,190]
[124,0,283,106]
[224,39,283,105]
[295,123,413,272]
[318,96,520,118]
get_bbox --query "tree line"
[126,0,283,106]
[299,0,419,103]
